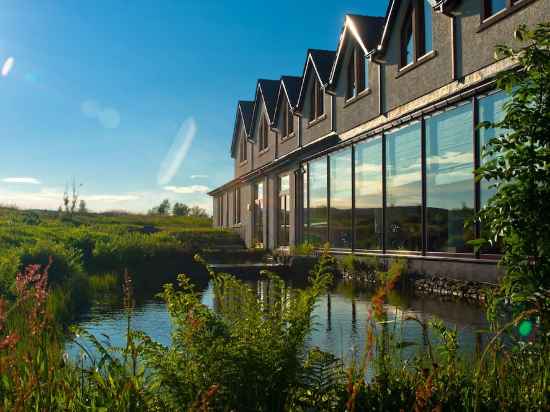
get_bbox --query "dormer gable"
[329,14,385,88]
[230,100,254,159]
[249,79,280,140]
[296,49,336,114]
[375,0,438,64]
[272,75,301,134]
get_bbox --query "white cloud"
[157,118,197,185]
[2,177,41,185]
[163,185,210,194]
[81,99,121,129]
[190,174,208,179]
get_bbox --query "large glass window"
[308,157,328,246]
[479,92,508,207]
[355,137,383,250]
[386,122,422,251]
[278,175,290,247]
[303,164,309,243]
[426,103,474,253]
[329,148,352,248]
[254,182,264,247]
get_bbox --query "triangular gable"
[272,75,301,126]
[376,0,440,56]
[249,79,280,139]
[230,100,254,158]
[329,14,385,85]
[296,49,336,112]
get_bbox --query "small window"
[282,98,294,138]
[483,0,507,18]
[400,0,433,69]
[239,131,247,163]
[259,115,269,151]
[309,77,324,121]
[347,46,368,100]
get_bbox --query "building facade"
[210,0,550,283]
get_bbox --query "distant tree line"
[148,199,209,218]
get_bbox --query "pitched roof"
[272,75,302,125]
[296,49,336,111]
[230,100,254,158]
[250,79,280,138]
[329,14,385,84]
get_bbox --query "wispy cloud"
[2,177,41,185]
[190,174,208,180]
[157,118,197,185]
[163,185,210,194]
[81,99,121,129]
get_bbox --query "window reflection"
[254,182,264,247]
[308,157,328,246]
[355,137,383,250]
[386,122,422,251]
[278,175,290,247]
[426,103,474,253]
[329,148,352,248]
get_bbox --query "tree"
[172,202,190,217]
[189,206,208,218]
[475,23,550,329]
[149,199,171,215]
[78,199,88,214]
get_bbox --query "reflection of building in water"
[210,0,550,284]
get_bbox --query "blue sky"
[0,0,388,213]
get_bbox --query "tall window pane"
[426,103,474,253]
[423,0,433,54]
[303,164,309,243]
[254,182,264,247]
[278,175,290,247]
[386,122,422,251]
[355,137,383,250]
[308,157,328,246]
[329,148,352,248]
[479,92,508,207]
[403,15,414,67]
[486,0,506,17]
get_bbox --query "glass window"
[426,103,474,253]
[402,14,414,67]
[485,0,506,18]
[254,182,264,247]
[329,148,352,248]
[303,164,309,242]
[386,122,422,251]
[308,157,328,246]
[278,175,290,247]
[355,137,383,250]
[423,0,433,54]
[479,92,508,207]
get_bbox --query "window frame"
[239,130,248,164]
[233,186,241,225]
[281,97,295,140]
[479,0,536,30]
[399,0,435,71]
[259,114,269,152]
[346,46,369,102]
[309,76,325,123]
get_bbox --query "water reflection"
[67,272,488,365]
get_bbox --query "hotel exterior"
[209,0,550,283]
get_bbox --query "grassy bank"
[0,207,240,323]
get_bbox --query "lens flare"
[157,118,197,185]
[2,57,15,77]
[518,320,533,337]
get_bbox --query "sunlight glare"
[2,57,15,77]
[157,118,197,186]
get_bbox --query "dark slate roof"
[309,49,337,85]
[272,75,302,125]
[329,14,385,85]
[347,15,386,51]
[281,76,302,107]
[249,79,280,138]
[230,100,254,158]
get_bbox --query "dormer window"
[346,46,368,100]
[309,77,324,121]
[400,0,433,69]
[259,115,269,151]
[239,132,247,163]
[282,98,294,138]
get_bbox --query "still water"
[67,269,488,363]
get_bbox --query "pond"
[67,265,489,365]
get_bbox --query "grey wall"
[382,0,453,112]
[456,0,550,78]
[334,42,381,134]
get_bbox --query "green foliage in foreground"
[1,255,548,411]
